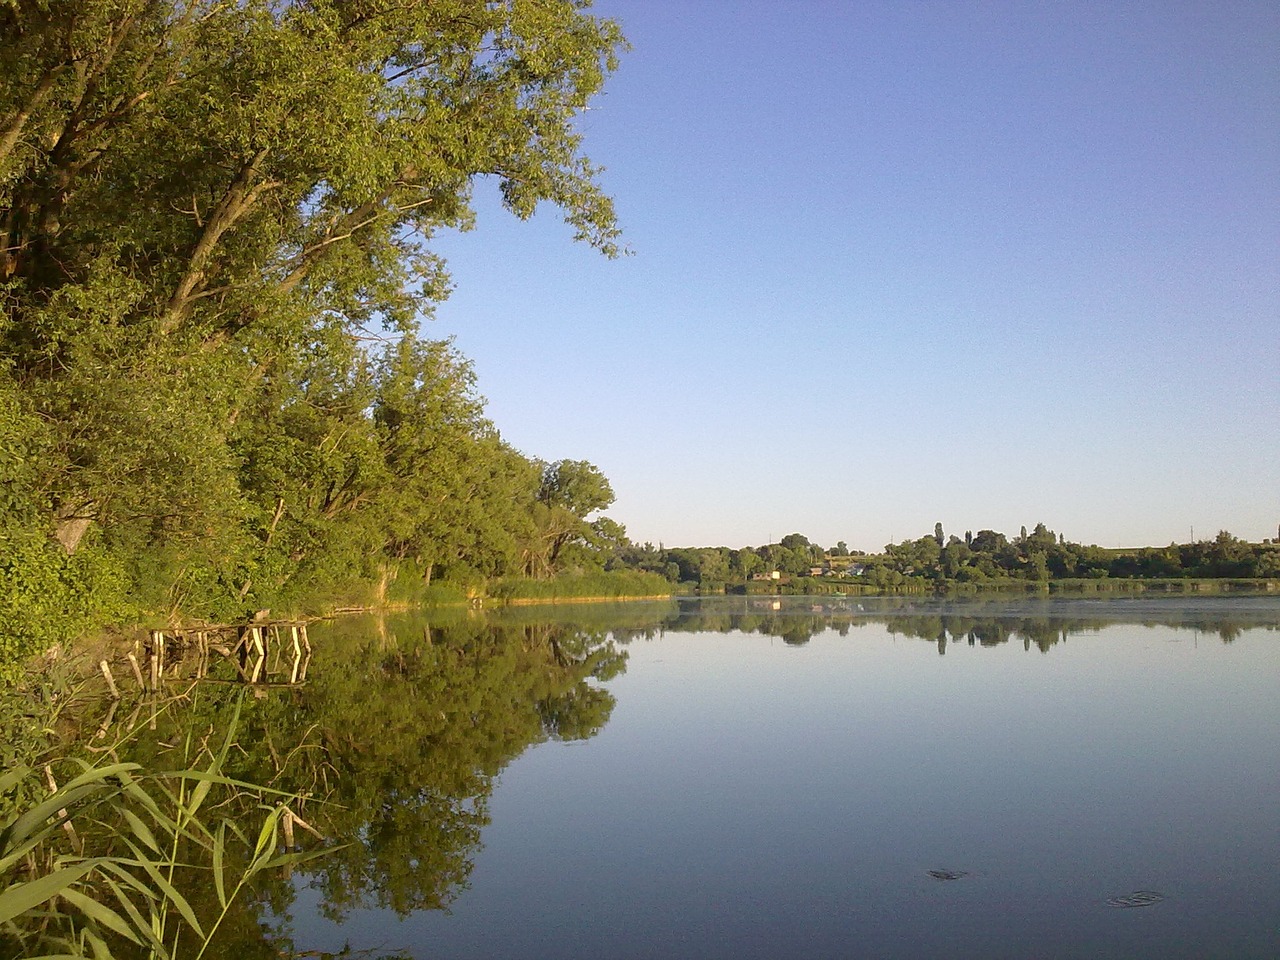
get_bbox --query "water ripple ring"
[1106,890,1165,908]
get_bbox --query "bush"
[0,530,132,683]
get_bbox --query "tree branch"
[275,167,425,295]
[0,70,59,175]
[163,147,276,331]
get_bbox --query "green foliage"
[392,576,471,608]
[620,525,1280,598]
[655,595,1270,649]
[0,695,327,959]
[0,532,131,682]
[861,523,1280,591]
[538,460,614,517]
[0,0,632,666]
[488,570,671,602]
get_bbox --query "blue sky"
[427,0,1279,552]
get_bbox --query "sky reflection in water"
[293,596,1280,960]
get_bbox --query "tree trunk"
[162,148,274,331]
[53,500,95,555]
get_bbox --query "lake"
[267,595,1280,960]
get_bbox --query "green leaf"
[110,842,205,941]
[0,861,98,924]
[258,843,341,872]
[80,925,112,960]
[95,859,159,904]
[3,763,139,854]
[100,873,169,956]
[212,820,227,909]
[0,764,31,796]
[186,697,243,821]
[119,807,161,854]
[57,887,143,944]
[3,783,103,850]
[112,768,167,823]
[57,762,142,794]
[251,807,280,864]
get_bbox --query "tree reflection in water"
[17,612,630,959]
[8,595,1275,958]
[655,595,1280,652]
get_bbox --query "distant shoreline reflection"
[643,594,1280,650]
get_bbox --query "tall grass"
[487,570,671,602]
[0,694,330,959]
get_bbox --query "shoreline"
[494,593,674,606]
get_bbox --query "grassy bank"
[486,570,673,603]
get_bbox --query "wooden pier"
[76,614,321,767]
[112,614,315,693]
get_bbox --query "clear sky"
[426,0,1279,552]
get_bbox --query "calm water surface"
[288,596,1280,959]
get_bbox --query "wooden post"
[149,631,160,687]
[249,627,266,684]
[44,765,81,853]
[298,623,311,681]
[248,627,259,683]
[280,807,296,880]
[127,651,145,690]
[289,626,302,684]
[284,808,323,841]
[96,699,118,741]
[125,701,142,733]
[99,660,120,699]
[269,625,282,676]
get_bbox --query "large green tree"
[525,458,615,576]
[0,0,629,655]
[1,0,623,545]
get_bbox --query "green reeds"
[0,694,332,959]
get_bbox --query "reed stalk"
[0,692,333,959]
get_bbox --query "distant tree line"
[869,523,1280,586]
[612,524,1280,590]
[613,532,829,588]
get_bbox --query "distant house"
[809,566,826,577]
[749,571,782,582]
